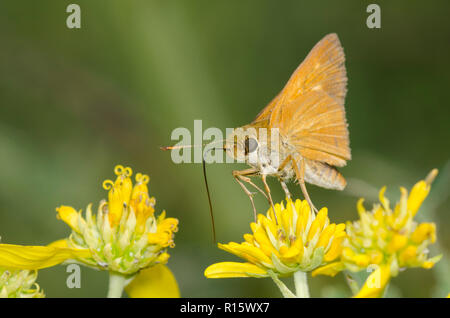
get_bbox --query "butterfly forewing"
[253,33,347,124]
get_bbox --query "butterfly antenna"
[160,139,225,151]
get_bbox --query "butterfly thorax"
[256,147,297,181]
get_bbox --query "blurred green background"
[0,1,449,297]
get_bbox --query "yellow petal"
[353,254,371,267]
[306,208,328,244]
[253,226,271,247]
[357,198,366,217]
[368,250,384,265]
[280,236,303,260]
[56,206,81,233]
[316,208,329,230]
[47,239,69,248]
[343,247,370,267]
[398,245,417,265]
[411,223,436,244]
[243,234,254,244]
[407,180,430,217]
[387,234,408,253]
[422,261,435,269]
[312,261,345,277]
[156,252,170,264]
[253,227,279,257]
[354,264,391,298]
[158,217,179,232]
[108,187,125,226]
[218,243,259,264]
[0,244,91,270]
[296,200,311,236]
[317,224,336,249]
[408,169,438,216]
[378,186,390,211]
[125,264,180,298]
[324,235,345,262]
[148,232,171,247]
[335,223,346,234]
[261,215,278,239]
[280,203,292,233]
[219,242,272,265]
[307,218,321,242]
[204,262,268,278]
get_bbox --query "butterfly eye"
[244,137,258,155]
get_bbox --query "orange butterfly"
[225,33,351,221]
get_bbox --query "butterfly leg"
[277,155,297,212]
[276,155,294,200]
[232,169,267,222]
[292,157,318,213]
[279,180,291,199]
[261,174,278,224]
[232,169,268,200]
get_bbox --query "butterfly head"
[225,128,260,163]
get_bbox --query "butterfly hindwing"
[279,90,351,167]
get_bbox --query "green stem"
[107,272,126,298]
[293,271,310,298]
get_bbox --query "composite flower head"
[56,165,179,275]
[0,268,44,298]
[205,198,346,278]
[312,169,441,297]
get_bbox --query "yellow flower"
[312,169,441,297]
[205,198,346,278]
[56,165,179,276]
[0,165,179,297]
[0,269,44,298]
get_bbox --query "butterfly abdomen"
[303,158,346,190]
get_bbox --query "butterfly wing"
[279,90,351,167]
[253,33,347,123]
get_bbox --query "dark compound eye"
[244,137,258,154]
